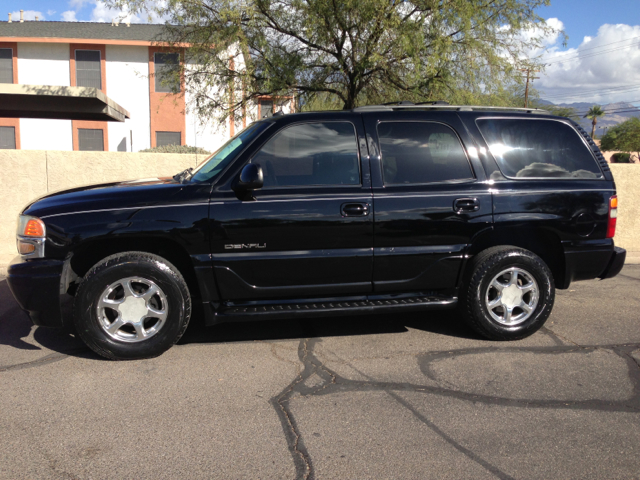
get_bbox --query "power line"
[555,106,640,118]
[538,35,640,61]
[571,107,640,116]
[543,41,640,65]
[541,83,640,100]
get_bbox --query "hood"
[23,177,200,219]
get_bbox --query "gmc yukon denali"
[7,104,626,360]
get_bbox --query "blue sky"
[4,0,640,105]
[541,0,640,49]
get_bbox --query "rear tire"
[73,252,191,360]
[461,246,555,340]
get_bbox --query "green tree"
[108,0,559,122]
[600,117,640,163]
[584,105,605,139]
[544,105,577,118]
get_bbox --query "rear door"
[210,115,374,301]
[363,111,493,293]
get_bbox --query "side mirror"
[233,164,264,197]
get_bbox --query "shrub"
[610,153,631,164]
[139,145,211,155]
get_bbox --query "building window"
[0,48,13,84]
[78,129,104,151]
[0,126,16,149]
[259,100,273,119]
[75,50,102,89]
[154,53,180,93]
[156,131,181,147]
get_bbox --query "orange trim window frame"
[148,46,186,149]
[0,42,20,149]
[70,43,109,151]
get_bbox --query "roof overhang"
[0,84,131,122]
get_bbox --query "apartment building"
[0,20,289,151]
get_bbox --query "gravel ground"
[1,266,639,480]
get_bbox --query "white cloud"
[69,0,93,9]
[90,1,139,23]
[89,1,169,24]
[536,23,640,105]
[47,9,56,16]
[10,10,45,21]
[61,11,78,22]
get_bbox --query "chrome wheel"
[485,267,539,326]
[96,277,168,343]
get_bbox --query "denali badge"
[224,243,267,250]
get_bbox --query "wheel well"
[68,237,201,299]
[469,228,566,288]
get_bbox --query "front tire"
[73,252,191,360]
[461,246,555,340]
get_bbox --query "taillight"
[606,195,617,239]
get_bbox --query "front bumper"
[6,256,66,328]
[599,246,626,280]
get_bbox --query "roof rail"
[352,104,549,114]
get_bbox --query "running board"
[206,294,457,324]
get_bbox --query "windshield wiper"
[173,168,193,183]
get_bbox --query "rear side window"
[476,119,602,179]
[251,122,360,188]
[377,122,474,185]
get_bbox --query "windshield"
[190,121,271,182]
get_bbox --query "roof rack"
[352,104,549,114]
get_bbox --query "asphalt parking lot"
[1,266,639,480]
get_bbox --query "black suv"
[8,104,626,360]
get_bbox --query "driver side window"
[251,122,360,188]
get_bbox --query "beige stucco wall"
[610,164,640,252]
[0,152,638,267]
[0,151,203,266]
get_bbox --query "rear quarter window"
[476,118,603,179]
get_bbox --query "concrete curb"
[2,252,639,278]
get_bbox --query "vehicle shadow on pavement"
[0,279,479,359]
[0,280,91,360]
[178,306,480,346]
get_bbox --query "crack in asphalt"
[272,332,640,480]
[0,352,70,372]
[618,273,640,282]
[538,326,567,346]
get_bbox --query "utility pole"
[521,68,540,108]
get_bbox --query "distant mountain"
[538,100,640,136]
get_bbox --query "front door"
[210,116,373,301]
[363,111,493,293]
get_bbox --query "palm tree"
[584,105,606,139]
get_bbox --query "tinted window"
[476,118,602,179]
[378,122,473,185]
[156,131,181,147]
[78,129,104,151]
[191,122,270,182]
[251,122,360,188]
[75,50,101,89]
[0,126,16,149]
[0,48,13,84]
[155,53,180,93]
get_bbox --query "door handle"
[454,198,480,213]
[341,203,370,217]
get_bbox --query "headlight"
[16,215,46,258]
